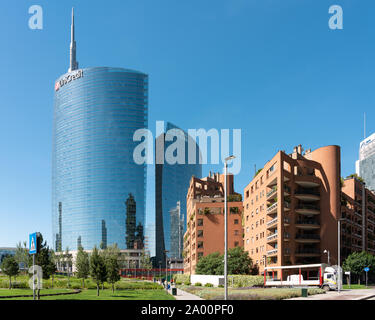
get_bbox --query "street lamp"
[323,249,330,265]
[224,155,236,301]
[164,250,169,287]
[338,218,345,294]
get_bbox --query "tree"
[90,246,107,296]
[140,250,152,279]
[14,241,29,275]
[104,246,121,293]
[195,252,223,275]
[343,251,375,284]
[1,256,19,289]
[75,246,90,288]
[49,250,57,288]
[63,247,73,287]
[227,247,253,275]
[195,247,255,275]
[346,173,365,183]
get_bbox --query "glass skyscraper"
[155,122,202,265]
[356,132,375,192]
[52,11,148,251]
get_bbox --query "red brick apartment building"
[243,144,375,279]
[183,172,243,275]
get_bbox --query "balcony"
[267,202,278,214]
[295,220,320,229]
[267,249,278,256]
[296,204,320,215]
[267,218,278,229]
[267,232,278,243]
[295,234,320,243]
[295,189,320,201]
[284,201,291,211]
[284,217,291,225]
[295,177,320,188]
[267,187,277,200]
[284,232,291,241]
[295,248,321,257]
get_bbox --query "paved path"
[288,288,375,300]
[167,287,203,300]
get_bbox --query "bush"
[175,281,182,285]
[229,275,264,288]
[174,274,190,284]
[184,281,191,286]
[218,284,224,288]
[195,282,202,286]
[204,283,213,287]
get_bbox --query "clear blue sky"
[1,0,374,249]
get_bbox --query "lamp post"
[324,249,330,265]
[164,250,169,287]
[224,155,235,301]
[338,218,345,294]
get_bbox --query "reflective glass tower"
[52,10,148,251]
[356,132,375,192]
[155,122,202,265]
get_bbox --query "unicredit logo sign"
[55,69,83,91]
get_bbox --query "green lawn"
[177,285,325,300]
[3,288,174,300]
[342,284,374,290]
[0,288,75,297]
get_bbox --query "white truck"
[264,263,342,291]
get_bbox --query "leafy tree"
[75,246,90,288]
[1,256,19,289]
[195,252,223,275]
[14,241,29,274]
[196,247,254,275]
[227,247,253,275]
[63,247,73,287]
[105,254,120,293]
[141,250,152,279]
[346,173,365,183]
[49,250,57,288]
[343,251,375,284]
[90,246,107,296]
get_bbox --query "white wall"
[190,275,224,287]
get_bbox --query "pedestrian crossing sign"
[29,233,37,254]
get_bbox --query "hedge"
[173,274,190,284]
[228,275,264,288]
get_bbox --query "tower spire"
[69,7,78,72]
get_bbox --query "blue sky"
[1,0,374,249]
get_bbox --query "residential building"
[52,10,148,251]
[243,145,342,279]
[183,172,243,275]
[341,177,375,260]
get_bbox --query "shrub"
[229,275,264,288]
[195,282,202,286]
[175,281,182,285]
[174,274,190,284]
[184,281,191,286]
[204,283,213,287]
[218,284,224,288]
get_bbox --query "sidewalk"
[167,287,203,300]
[288,288,375,300]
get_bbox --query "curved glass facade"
[52,67,148,251]
[155,123,202,264]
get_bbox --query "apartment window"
[234,241,239,247]
[246,203,249,209]
[256,247,259,253]
[246,190,249,198]
[197,241,204,249]
[251,186,254,194]
[198,252,203,258]
[251,211,254,217]
[246,215,249,221]
[246,239,249,244]
[256,234,259,241]
[197,230,203,238]
[197,219,203,226]
[234,219,239,225]
[256,208,259,214]
[260,176,263,185]
[251,200,254,205]
[251,224,254,230]
[246,227,249,233]
[256,221,258,228]
[251,249,254,254]
[251,237,254,243]
[256,195,258,202]
[234,230,239,236]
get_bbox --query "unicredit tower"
[52,9,148,251]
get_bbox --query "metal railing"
[267,218,278,226]
[267,249,278,255]
[267,202,278,213]
[295,234,320,240]
[267,233,278,241]
[296,220,320,226]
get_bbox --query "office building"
[52,10,148,251]
[155,122,202,266]
[356,132,375,192]
[243,145,342,278]
[183,173,243,275]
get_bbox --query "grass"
[3,289,174,300]
[177,285,325,300]
[342,284,374,290]
[0,274,174,300]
